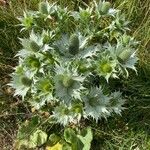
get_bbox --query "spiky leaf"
[39,2,49,15]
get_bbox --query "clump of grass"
[0,7,21,64]
[92,127,150,150]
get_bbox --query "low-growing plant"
[9,0,139,149]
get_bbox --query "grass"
[0,0,150,149]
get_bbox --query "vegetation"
[0,0,150,149]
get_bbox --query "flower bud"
[21,76,32,86]
[118,49,133,62]
[30,41,40,52]
[69,34,79,55]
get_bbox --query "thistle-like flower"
[18,31,44,58]
[82,87,110,121]
[9,66,32,99]
[96,55,117,81]
[54,64,84,105]
[108,91,125,114]
[52,104,82,126]
[54,33,90,59]
[18,11,34,30]
[104,42,138,77]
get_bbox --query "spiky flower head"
[21,76,32,87]
[18,12,34,30]
[94,0,117,17]
[82,87,110,121]
[54,33,90,59]
[105,42,138,78]
[96,55,117,81]
[18,31,44,58]
[54,64,84,105]
[9,67,32,99]
[24,56,41,69]
[68,34,79,55]
[101,2,111,15]
[108,91,125,114]
[36,78,53,93]
[52,104,82,126]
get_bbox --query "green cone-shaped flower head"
[27,56,41,68]
[122,35,131,45]
[69,34,79,55]
[29,41,40,52]
[54,64,84,104]
[21,76,32,87]
[96,56,116,81]
[62,75,74,88]
[118,49,134,62]
[37,78,53,93]
[98,62,112,74]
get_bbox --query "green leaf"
[64,128,83,150]
[48,133,61,145]
[16,130,48,149]
[64,128,76,144]
[77,127,93,150]
[16,116,47,149]
[30,129,48,147]
[17,116,40,140]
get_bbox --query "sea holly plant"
[10,0,138,149]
